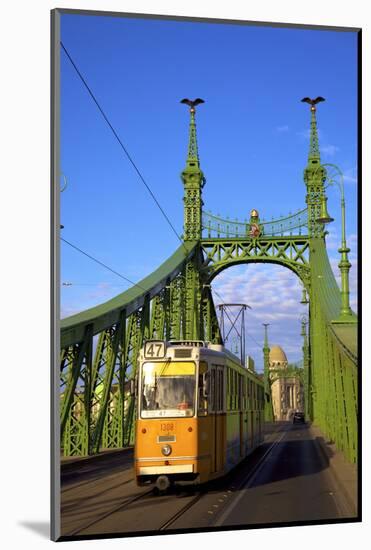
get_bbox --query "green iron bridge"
[59,99,358,463]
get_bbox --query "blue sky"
[60,13,358,371]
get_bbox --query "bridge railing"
[310,237,358,463]
[202,208,308,238]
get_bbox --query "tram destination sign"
[144,340,166,359]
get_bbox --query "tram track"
[158,491,204,530]
[61,473,134,495]
[66,487,154,536]
[61,477,135,516]
[159,425,287,531]
[64,425,287,536]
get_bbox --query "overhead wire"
[60,41,187,255]
[61,237,147,291]
[245,331,263,348]
[212,286,263,347]
[62,282,127,287]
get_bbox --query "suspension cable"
[60,41,187,253]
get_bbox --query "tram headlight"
[161,444,172,456]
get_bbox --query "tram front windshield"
[140,361,196,418]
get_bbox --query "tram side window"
[254,384,257,410]
[209,369,216,412]
[235,371,238,410]
[258,385,261,409]
[218,368,224,411]
[198,361,208,416]
[228,368,232,411]
[227,368,230,411]
[233,371,237,410]
[231,369,234,410]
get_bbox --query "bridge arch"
[200,236,311,290]
[203,256,310,289]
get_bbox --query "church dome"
[269,345,288,366]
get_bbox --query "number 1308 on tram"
[134,340,265,492]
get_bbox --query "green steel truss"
[59,99,358,463]
[60,243,222,456]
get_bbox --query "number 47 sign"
[144,340,166,359]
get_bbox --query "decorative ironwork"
[201,236,311,287]
[202,208,308,238]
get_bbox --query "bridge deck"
[59,422,357,539]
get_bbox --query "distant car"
[293,412,305,424]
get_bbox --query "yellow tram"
[134,340,264,491]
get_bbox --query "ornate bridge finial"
[180,98,205,161]
[180,98,205,113]
[301,96,325,161]
[301,96,325,111]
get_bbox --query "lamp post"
[315,163,356,324]
[300,315,310,419]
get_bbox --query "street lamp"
[60,173,68,193]
[300,314,311,419]
[315,163,356,324]
[300,285,309,305]
[300,314,308,337]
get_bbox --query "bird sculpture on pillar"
[301,96,325,110]
[180,98,205,112]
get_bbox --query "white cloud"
[276,125,289,133]
[321,144,340,156]
[212,264,306,370]
[343,168,358,184]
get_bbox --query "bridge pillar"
[303,101,328,238]
[181,104,206,241]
